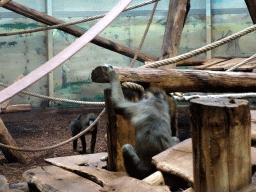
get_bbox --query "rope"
[0,0,160,37]
[140,24,256,68]
[0,108,105,151]
[130,1,158,67]
[122,82,145,93]
[226,53,256,72]
[0,82,105,105]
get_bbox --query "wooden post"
[244,0,256,24]
[0,118,27,163]
[190,98,251,192]
[160,0,190,68]
[104,88,142,172]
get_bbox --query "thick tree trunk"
[92,66,256,93]
[160,0,190,69]
[190,98,251,192]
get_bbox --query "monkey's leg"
[80,135,87,154]
[90,129,97,154]
[122,144,151,179]
[73,139,78,152]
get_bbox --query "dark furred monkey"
[105,65,179,179]
[70,113,98,154]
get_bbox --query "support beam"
[244,0,256,24]
[92,66,256,93]
[46,0,54,107]
[3,1,157,63]
[160,0,190,68]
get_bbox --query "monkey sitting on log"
[105,64,180,179]
[70,113,98,154]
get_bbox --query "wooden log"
[104,88,140,172]
[160,0,190,68]
[1,104,31,113]
[190,98,251,192]
[245,0,256,24]
[92,66,256,93]
[0,118,27,164]
[3,1,156,63]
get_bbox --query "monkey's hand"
[104,64,119,81]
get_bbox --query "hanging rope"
[0,0,160,37]
[130,1,158,67]
[0,108,105,151]
[140,24,256,69]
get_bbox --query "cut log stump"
[0,118,27,163]
[190,98,251,192]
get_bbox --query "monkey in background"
[105,65,179,179]
[70,113,98,154]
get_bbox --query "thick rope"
[141,24,256,68]
[122,82,145,93]
[0,108,105,151]
[130,1,158,68]
[226,53,256,72]
[0,82,104,105]
[0,0,160,37]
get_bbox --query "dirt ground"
[0,105,191,185]
[0,106,108,184]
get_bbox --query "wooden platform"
[153,138,256,186]
[24,152,169,191]
[194,58,256,72]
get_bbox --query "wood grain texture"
[207,58,256,71]
[45,153,126,187]
[23,166,102,192]
[92,66,256,93]
[160,0,190,69]
[190,98,251,192]
[104,88,136,172]
[194,58,227,70]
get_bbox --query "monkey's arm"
[105,64,137,118]
[105,64,125,105]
